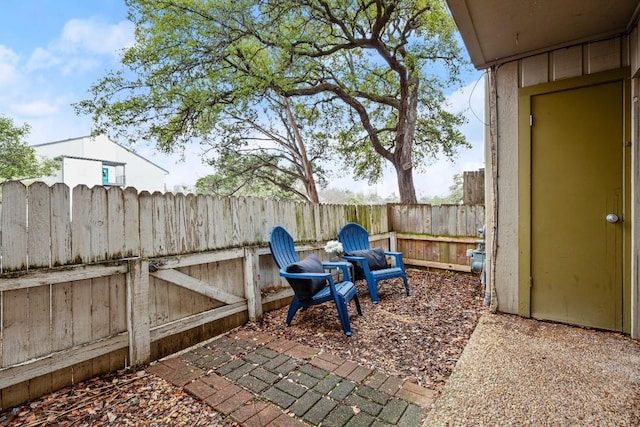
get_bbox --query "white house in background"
[33,135,168,193]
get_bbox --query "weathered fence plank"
[128,258,150,367]
[162,192,175,255]
[150,268,244,304]
[149,192,168,256]
[231,197,245,247]
[2,289,29,365]
[463,169,485,205]
[1,181,27,271]
[150,302,246,343]
[72,186,92,264]
[92,276,111,340]
[196,194,208,252]
[0,264,128,292]
[107,187,125,259]
[123,187,140,258]
[138,191,154,258]
[244,247,262,321]
[0,334,128,390]
[29,284,51,359]
[28,182,51,268]
[50,183,72,267]
[109,275,128,334]
[91,186,109,262]
[203,196,216,250]
[72,279,92,347]
[52,282,73,352]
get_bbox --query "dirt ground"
[0,269,486,426]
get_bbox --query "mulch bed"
[246,268,487,390]
[1,268,485,426]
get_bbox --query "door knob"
[606,213,619,223]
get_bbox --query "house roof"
[33,135,169,174]
[446,0,640,69]
[54,155,127,167]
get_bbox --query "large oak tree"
[76,0,468,203]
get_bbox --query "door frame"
[517,68,632,332]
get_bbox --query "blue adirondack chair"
[268,225,362,336]
[338,222,410,304]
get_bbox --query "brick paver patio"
[147,330,436,426]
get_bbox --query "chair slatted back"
[269,225,299,270]
[338,222,371,252]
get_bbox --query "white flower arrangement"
[324,240,344,254]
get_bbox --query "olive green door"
[530,80,623,331]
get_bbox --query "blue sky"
[0,0,486,197]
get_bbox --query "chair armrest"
[279,269,341,297]
[322,261,353,282]
[384,251,402,257]
[279,270,332,281]
[341,255,366,261]
[341,255,373,274]
[383,251,405,268]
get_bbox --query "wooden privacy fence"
[389,203,485,272]
[0,181,483,409]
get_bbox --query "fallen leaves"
[245,269,486,392]
[1,370,236,427]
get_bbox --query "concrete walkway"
[148,329,436,426]
[425,314,640,426]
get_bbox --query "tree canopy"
[0,116,59,182]
[193,94,331,202]
[76,0,470,203]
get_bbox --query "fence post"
[127,258,150,367]
[244,247,263,321]
[389,231,398,252]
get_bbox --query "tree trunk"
[282,96,320,203]
[394,77,419,204]
[395,161,417,204]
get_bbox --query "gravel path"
[425,314,640,426]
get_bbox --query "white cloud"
[0,45,20,88]
[26,17,134,73]
[27,47,60,71]
[13,100,59,117]
[24,112,93,145]
[449,73,486,112]
[59,18,134,56]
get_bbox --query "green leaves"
[78,0,470,203]
[0,116,59,181]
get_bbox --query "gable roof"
[33,135,169,174]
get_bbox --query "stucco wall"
[34,135,167,193]
[486,62,520,314]
[62,157,103,190]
